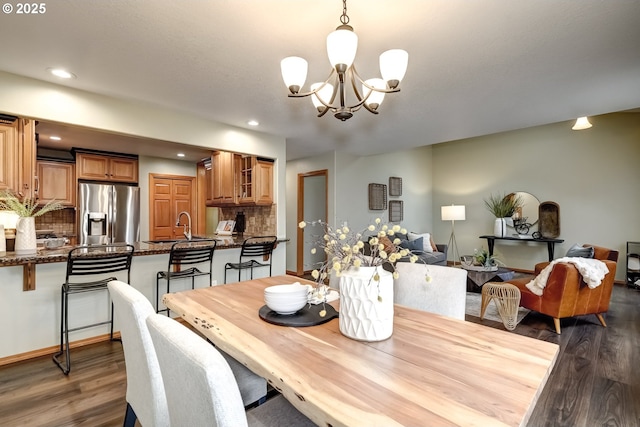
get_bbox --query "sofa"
[387,231,447,266]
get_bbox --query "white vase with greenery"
[484,193,523,238]
[0,190,63,255]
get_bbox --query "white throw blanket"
[526,257,609,296]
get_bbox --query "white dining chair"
[394,263,467,320]
[108,280,170,427]
[146,313,316,427]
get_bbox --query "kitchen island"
[0,235,287,364]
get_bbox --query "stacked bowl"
[264,283,309,315]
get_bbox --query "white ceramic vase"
[493,217,507,237]
[15,216,37,255]
[338,266,394,342]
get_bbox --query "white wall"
[334,147,433,233]
[0,71,288,239]
[432,112,640,280]
[285,151,336,273]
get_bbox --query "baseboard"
[0,331,122,367]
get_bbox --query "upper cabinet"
[0,117,36,199]
[76,151,138,183]
[36,160,76,206]
[205,151,273,207]
[238,156,274,206]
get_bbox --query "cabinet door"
[149,175,196,241]
[109,157,138,183]
[212,151,236,204]
[254,160,274,205]
[76,153,110,180]
[0,120,18,193]
[36,161,75,206]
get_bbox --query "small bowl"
[264,285,308,315]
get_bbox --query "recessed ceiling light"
[47,68,76,79]
[177,153,185,158]
[247,120,259,126]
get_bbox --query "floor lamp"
[441,205,465,266]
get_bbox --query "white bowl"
[264,283,308,296]
[264,292,308,315]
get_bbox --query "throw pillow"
[399,237,423,252]
[408,232,434,253]
[379,235,396,254]
[565,244,595,258]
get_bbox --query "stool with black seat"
[224,236,277,284]
[53,244,134,375]
[156,239,216,315]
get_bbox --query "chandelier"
[280,0,408,121]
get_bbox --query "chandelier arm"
[317,82,339,117]
[351,65,402,94]
[287,69,338,98]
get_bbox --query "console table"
[479,235,564,261]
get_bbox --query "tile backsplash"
[219,205,276,236]
[35,208,76,237]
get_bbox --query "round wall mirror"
[507,191,540,225]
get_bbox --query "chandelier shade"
[280,56,308,94]
[280,0,407,121]
[327,27,358,69]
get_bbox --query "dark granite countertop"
[0,235,287,267]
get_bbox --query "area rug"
[465,292,530,325]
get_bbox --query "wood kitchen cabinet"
[0,117,36,199]
[76,151,138,183]
[36,161,76,206]
[237,156,273,205]
[207,150,237,206]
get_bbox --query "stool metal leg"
[53,285,71,375]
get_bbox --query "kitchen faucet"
[176,211,192,240]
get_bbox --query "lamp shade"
[380,49,408,88]
[310,82,334,109]
[327,28,358,69]
[281,56,308,93]
[363,78,386,109]
[572,116,592,130]
[441,205,466,221]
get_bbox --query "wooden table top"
[163,275,559,427]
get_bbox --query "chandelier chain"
[340,0,350,25]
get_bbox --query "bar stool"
[481,282,521,331]
[224,236,277,283]
[53,244,134,374]
[156,239,216,315]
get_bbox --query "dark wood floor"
[1,285,639,427]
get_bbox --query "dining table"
[162,274,559,427]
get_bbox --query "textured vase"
[493,218,507,237]
[338,266,394,342]
[15,216,37,255]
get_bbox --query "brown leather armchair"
[509,244,618,334]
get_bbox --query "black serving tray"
[259,303,338,327]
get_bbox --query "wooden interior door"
[149,174,196,240]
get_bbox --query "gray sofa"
[363,234,448,266]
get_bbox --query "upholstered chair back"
[394,263,467,320]
[108,280,169,427]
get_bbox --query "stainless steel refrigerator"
[78,182,140,245]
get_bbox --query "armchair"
[508,244,618,334]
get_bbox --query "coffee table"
[465,267,515,292]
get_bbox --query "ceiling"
[1,1,639,162]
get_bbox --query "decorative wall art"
[389,200,403,222]
[389,177,402,196]
[368,183,387,210]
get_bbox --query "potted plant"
[0,190,64,255]
[484,193,523,237]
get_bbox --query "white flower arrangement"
[299,218,432,302]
